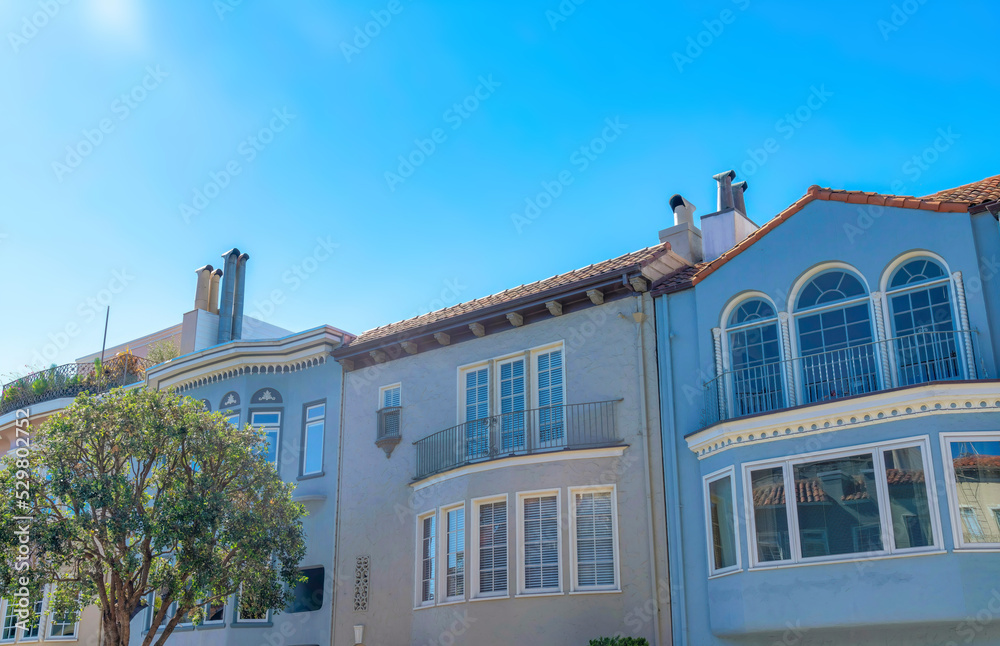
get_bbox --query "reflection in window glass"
[287,567,324,613]
[950,440,1000,544]
[750,467,791,562]
[884,446,933,549]
[793,453,882,557]
[709,475,737,571]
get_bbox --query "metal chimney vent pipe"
[669,194,697,227]
[231,252,250,341]
[194,265,213,311]
[217,249,240,344]
[733,180,749,214]
[712,169,736,211]
[209,268,223,315]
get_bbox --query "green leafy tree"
[0,388,306,646]
[589,638,650,646]
[146,340,180,366]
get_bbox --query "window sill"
[749,548,946,572]
[514,591,564,598]
[297,472,325,481]
[707,567,744,580]
[231,621,272,628]
[469,594,510,603]
[413,604,436,612]
[568,588,621,596]
[44,638,79,642]
[953,547,1000,552]
[437,599,465,607]
[195,622,227,630]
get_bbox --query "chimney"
[193,265,213,311]
[208,268,223,314]
[713,170,736,210]
[231,252,249,341]
[700,170,759,262]
[658,194,703,264]
[217,248,240,344]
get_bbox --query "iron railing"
[0,355,154,416]
[377,406,402,440]
[703,329,977,425]
[413,400,621,480]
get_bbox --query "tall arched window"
[886,258,960,384]
[727,298,784,415]
[795,270,878,403]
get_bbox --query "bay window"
[473,497,508,598]
[704,469,739,575]
[417,512,436,606]
[570,486,618,591]
[250,411,281,465]
[519,491,561,594]
[745,438,938,568]
[943,434,1000,548]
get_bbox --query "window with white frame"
[47,608,77,639]
[463,367,490,459]
[417,512,436,605]
[745,438,938,567]
[886,258,960,385]
[570,486,618,591]
[944,435,1000,548]
[704,469,739,575]
[519,491,560,593]
[301,402,325,476]
[236,586,268,623]
[794,269,878,403]
[498,358,526,452]
[250,411,281,465]
[20,598,42,641]
[377,384,401,440]
[725,298,784,416]
[473,497,508,597]
[535,350,565,446]
[444,505,466,601]
[202,598,225,624]
[1,600,17,642]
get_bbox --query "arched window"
[886,258,960,384]
[794,270,878,403]
[726,298,784,415]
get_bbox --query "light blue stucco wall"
[656,200,1000,646]
[128,360,343,646]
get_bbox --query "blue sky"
[1,0,997,378]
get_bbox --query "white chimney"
[700,170,759,261]
[658,194,703,264]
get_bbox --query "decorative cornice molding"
[688,380,1000,459]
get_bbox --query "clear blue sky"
[1,0,997,378]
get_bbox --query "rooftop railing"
[413,400,621,481]
[703,329,978,426]
[0,355,154,416]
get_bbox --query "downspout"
[655,294,688,645]
[633,293,663,646]
[330,347,348,646]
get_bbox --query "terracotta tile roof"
[754,470,924,505]
[953,455,1000,470]
[921,173,1000,206]
[348,243,675,346]
[886,468,926,486]
[690,184,972,287]
[651,263,703,296]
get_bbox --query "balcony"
[413,400,622,481]
[375,406,402,456]
[704,329,980,425]
[0,355,154,416]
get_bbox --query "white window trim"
[456,361,491,426]
[250,410,282,467]
[940,432,1000,551]
[439,501,467,603]
[18,596,44,642]
[378,383,401,409]
[200,598,226,625]
[46,608,79,640]
[703,466,742,577]
[516,488,563,596]
[301,402,326,476]
[235,586,270,624]
[470,494,510,601]
[878,249,952,294]
[742,435,942,569]
[414,510,437,609]
[568,484,620,593]
[1,598,18,644]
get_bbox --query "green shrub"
[589,638,650,646]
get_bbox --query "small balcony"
[704,329,980,425]
[413,400,622,481]
[0,355,154,416]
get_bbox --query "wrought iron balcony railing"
[377,406,402,440]
[413,400,621,480]
[0,355,154,416]
[703,329,978,425]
